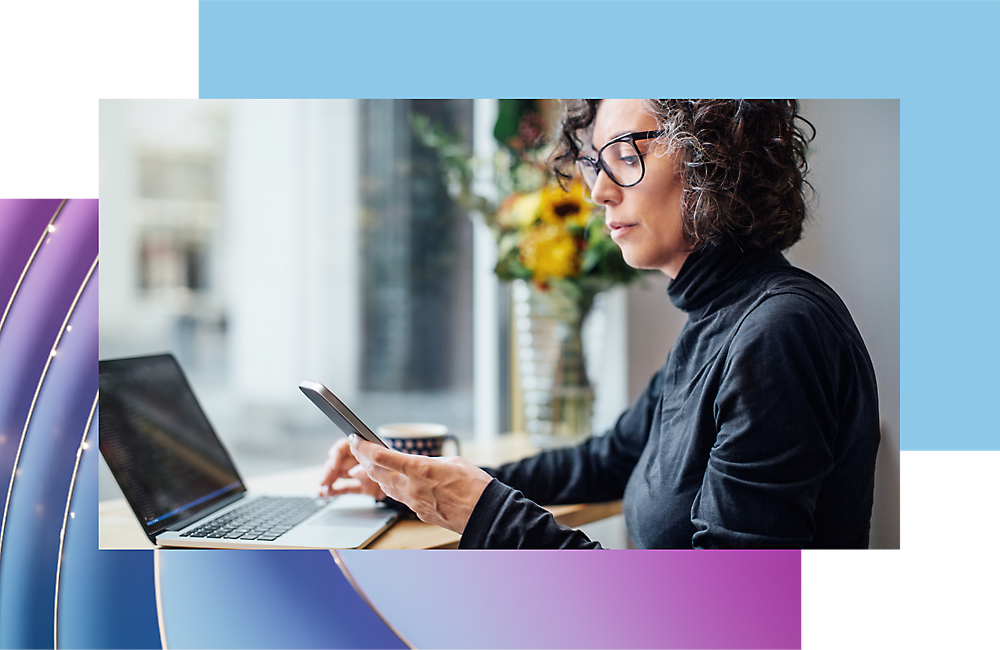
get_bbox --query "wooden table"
[99,433,622,550]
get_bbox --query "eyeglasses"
[575,130,664,191]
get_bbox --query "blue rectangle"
[199,0,1000,450]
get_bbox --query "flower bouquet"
[415,100,644,443]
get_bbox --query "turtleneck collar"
[667,243,788,317]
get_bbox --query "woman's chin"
[621,249,654,272]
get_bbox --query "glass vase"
[512,280,598,448]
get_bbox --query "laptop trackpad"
[308,508,393,527]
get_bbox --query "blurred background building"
[99,99,899,548]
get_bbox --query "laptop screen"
[99,354,245,535]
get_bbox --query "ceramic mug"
[376,423,461,457]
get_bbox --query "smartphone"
[299,381,388,447]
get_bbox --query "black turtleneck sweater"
[459,244,880,549]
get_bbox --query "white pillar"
[97,100,135,346]
[472,99,500,443]
[225,100,361,414]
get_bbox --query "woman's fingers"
[346,464,388,500]
[349,436,415,490]
[319,437,360,494]
[321,462,387,500]
[348,437,421,502]
[355,454,408,498]
[349,436,414,473]
[347,435,492,534]
[324,478,365,497]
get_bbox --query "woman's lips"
[607,221,637,241]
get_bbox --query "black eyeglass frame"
[576,130,665,189]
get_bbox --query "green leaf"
[497,232,519,259]
[500,257,533,281]
[494,99,534,146]
[581,248,601,274]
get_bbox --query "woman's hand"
[348,435,493,535]
[319,437,386,500]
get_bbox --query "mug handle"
[443,434,461,457]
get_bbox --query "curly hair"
[551,100,815,252]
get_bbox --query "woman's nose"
[589,170,621,206]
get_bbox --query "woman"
[320,99,881,549]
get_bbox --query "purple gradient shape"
[0,200,160,648]
[0,273,97,647]
[0,199,64,314]
[58,414,162,650]
[0,199,98,528]
[158,550,407,649]
[340,550,800,649]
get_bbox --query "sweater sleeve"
[691,293,839,548]
[459,479,603,549]
[458,365,665,549]
[485,364,663,505]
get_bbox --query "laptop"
[98,354,397,549]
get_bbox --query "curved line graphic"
[0,256,98,563]
[154,549,168,650]
[0,200,66,339]
[53,390,99,649]
[330,550,415,650]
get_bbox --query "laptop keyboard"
[179,496,326,542]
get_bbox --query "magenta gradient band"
[339,549,801,649]
[0,197,801,649]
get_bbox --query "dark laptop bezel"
[98,353,248,544]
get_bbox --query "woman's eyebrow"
[596,129,641,148]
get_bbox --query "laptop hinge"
[165,492,245,532]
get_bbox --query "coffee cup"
[376,423,461,457]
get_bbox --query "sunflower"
[497,191,543,230]
[539,181,592,229]
[518,222,579,282]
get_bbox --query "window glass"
[99,99,476,500]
